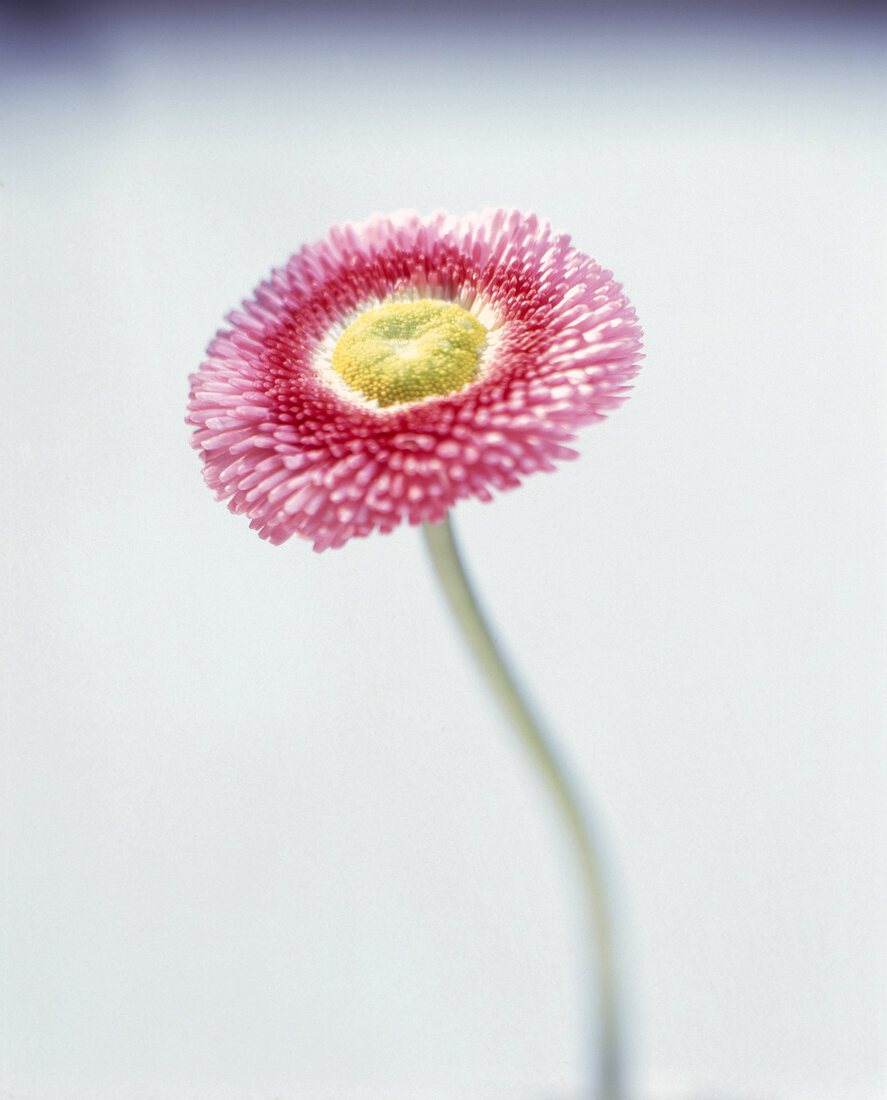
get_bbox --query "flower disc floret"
[331,300,486,407]
[187,208,644,551]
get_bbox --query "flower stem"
[422,514,624,1100]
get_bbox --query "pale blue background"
[2,5,885,1098]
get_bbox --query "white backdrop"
[3,5,885,1099]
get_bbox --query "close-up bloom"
[187,209,643,551]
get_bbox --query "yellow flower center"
[331,299,487,408]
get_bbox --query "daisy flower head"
[187,209,643,551]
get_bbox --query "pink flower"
[187,209,643,551]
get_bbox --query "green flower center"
[331,299,487,408]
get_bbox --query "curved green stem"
[422,514,624,1100]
